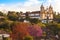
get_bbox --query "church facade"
[40,5,53,23]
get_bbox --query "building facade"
[40,5,53,23]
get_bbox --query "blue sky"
[0,0,60,13]
[0,0,45,4]
[0,0,26,3]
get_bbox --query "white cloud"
[53,0,60,12]
[0,0,41,12]
[0,0,60,13]
[43,0,60,12]
[24,0,40,6]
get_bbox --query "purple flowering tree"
[28,24,42,37]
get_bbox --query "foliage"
[12,22,42,40]
[24,36,33,40]
[47,22,58,35]
[12,22,30,40]
[28,24,42,37]
[19,17,24,22]
[7,11,18,21]
[0,11,3,16]
[57,23,60,31]
[25,12,30,21]
[0,11,60,40]
[37,22,46,28]
[57,23,60,28]
[54,14,60,23]
[30,18,40,24]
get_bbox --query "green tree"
[57,23,60,28]
[47,22,58,35]
[54,13,60,23]
[30,18,40,24]
[25,12,30,21]
[7,11,18,21]
[17,12,24,22]
[37,22,46,28]
[24,36,33,40]
[0,11,3,16]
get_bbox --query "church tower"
[40,4,47,23]
[47,5,53,22]
[40,4,45,19]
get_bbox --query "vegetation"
[12,22,42,40]
[24,36,33,40]
[0,11,60,40]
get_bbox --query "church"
[40,4,53,23]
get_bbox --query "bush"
[30,18,39,24]
[24,36,33,40]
